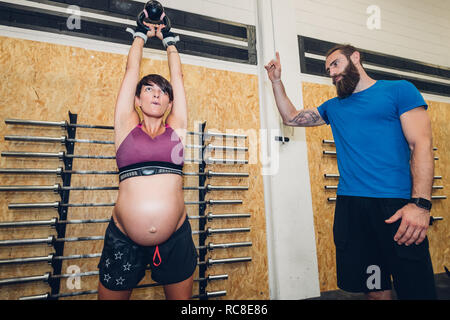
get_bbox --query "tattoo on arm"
[288,109,325,127]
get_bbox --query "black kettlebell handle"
[136,1,171,33]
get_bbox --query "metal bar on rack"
[185,200,243,205]
[0,218,109,228]
[0,184,118,192]
[188,212,251,220]
[0,235,104,247]
[0,273,51,286]
[52,253,102,261]
[0,168,63,175]
[5,135,114,145]
[205,157,248,164]
[192,227,250,235]
[0,254,54,266]
[13,270,227,295]
[2,151,116,159]
[198,257,252,266]
[429,216,444,226]
[0,253,102,266]
[187,130,247,139]
[20,287,227,300]
[196,241,252,251]
[0,236,54,246]
[0,218,57,228]
[183,170,249,177]
[183,185,248,191]
[8,202,115,209]
[192,290,227,299]
[186,144,248,152]
[2,152,250,163]
[5,118,114,130]
[0,168,248,177]
[324,174,340,178]
[8,200,240,210]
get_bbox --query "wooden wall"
[0,36,268,299]
[303,82,450,292]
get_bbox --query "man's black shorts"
[98,217,198,291]
[333,195,436,299]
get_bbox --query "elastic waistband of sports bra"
[118,161,183,182]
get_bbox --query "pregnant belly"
[114,175,186,246]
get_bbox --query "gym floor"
[306,272,450,300]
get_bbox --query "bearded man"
[264,45,436,300]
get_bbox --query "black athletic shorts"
[98,216,198,291]
[333,195,436,299]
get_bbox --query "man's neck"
[353,72,376,94]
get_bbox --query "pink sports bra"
[116,123,184,181]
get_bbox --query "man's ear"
[350,51,361,66]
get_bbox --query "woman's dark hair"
[135,74,173,101]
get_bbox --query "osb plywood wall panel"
[427,100,449,276]
[303,82,449,292]
[0,36,268,300]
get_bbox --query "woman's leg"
[98,281,133,300]
[163,275,194,300]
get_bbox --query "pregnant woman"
[97,18,197,300]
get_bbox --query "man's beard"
[332,59,360,99]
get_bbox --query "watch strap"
[410,197,432,210]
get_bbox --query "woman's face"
[136,82,172,118]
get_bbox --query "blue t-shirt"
[317,80,428,199]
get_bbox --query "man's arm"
[385,106,434,246]
[272,81,325,127]
[402,107,434,200]
[265,52,325,127]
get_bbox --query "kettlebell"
[137,0,171,32]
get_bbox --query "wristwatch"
[410,197,432,211]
